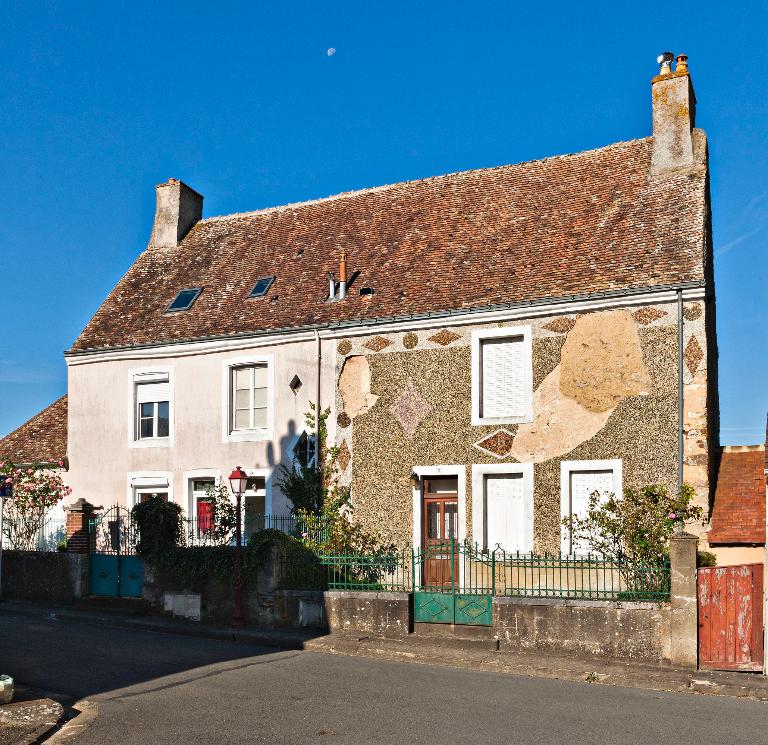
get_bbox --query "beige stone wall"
[337,301,712,551]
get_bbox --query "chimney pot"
[675,54,689,73]
[149,179,203,249]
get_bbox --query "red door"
[698,564,764,672]
[422,478,459,589]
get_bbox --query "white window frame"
[411,465,466,550]
[182,469,222,518]
[127,472,174,509]
[471,463,534,553]
[241,466,273,515]
[128,367,174,449]
[560,459,622,555]
[471,326,533,426]
[221,355,274,443]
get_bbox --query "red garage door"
[698,564,764,672]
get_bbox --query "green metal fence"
[492,549,671,602]
[275,544,670,602]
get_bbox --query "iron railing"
[1,516,67,552]
[276,543,671,601]
[181,513,332,547]
[492,549,671,601]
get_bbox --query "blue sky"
[1,1,766,443]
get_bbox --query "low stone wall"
[324,591,412,639]
[1,551,88,602]
[493,597,671,661]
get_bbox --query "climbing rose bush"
[0,460,71,550]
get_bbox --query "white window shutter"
[136,380,170,404]
[485,474,530,552]
[568,469,614,554]
[481,337,525,418]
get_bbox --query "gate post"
[669,532,698,668]
[64,499,101,554]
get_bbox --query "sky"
[1,1,766,444]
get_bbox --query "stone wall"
[334,301,711,551]
[324,591,411,638]
[493,597,671,661]
[1,551,88,602]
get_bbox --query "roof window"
[249,276,276,298]
[166,288,202,313]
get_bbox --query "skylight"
[166,288,202,313]
[249,276,275,298]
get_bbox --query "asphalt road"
[1,609,766,745]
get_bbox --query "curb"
[43,700,98,745]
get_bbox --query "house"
[4,54,719,554]
[707,415,768,565]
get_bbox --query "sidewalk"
[4,599,768,703]
[0,686,64,745]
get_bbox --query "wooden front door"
[422,477,459,589]
[698,564,764,672]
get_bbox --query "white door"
[484,473,530,553]
[565,469,614,555]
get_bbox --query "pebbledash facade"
[21,58,721,553]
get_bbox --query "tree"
[565,482,705,566]
[0,460,71,550]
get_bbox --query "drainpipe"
[314,329,322,474]
[677,289,684,493]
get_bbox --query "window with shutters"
[221,356,274,443]
[559,459,622,555]
[471,326,532,425]
[130,370,173,447]
[472,463,533,553]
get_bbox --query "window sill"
[224,429,272,444]
[471,414,533,427]
[130,438,172,449]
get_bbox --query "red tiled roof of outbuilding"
[0,396,68,466]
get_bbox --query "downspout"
[314,329,322,474]
[677,289,684,493]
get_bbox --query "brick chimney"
[149,178,203,249]
[650,53,697,177]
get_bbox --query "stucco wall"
[336,301,712,551]
[65,338,336,515]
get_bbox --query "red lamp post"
[228,466,248,628]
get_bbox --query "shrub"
[132,497,183,555]
[697,550,717,567]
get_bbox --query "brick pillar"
[669,532,699,668]
[65,499,100,554]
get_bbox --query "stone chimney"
[149,178,203,249]
[650,53,697,177]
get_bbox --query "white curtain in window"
[481,337,525,418]
[485,473,529,552]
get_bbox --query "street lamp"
[228,466,248,628]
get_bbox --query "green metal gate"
[88,506,143,598]
[412,542,494,626]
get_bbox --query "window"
[231,365,268,431]
[134,375,171,442]
[293,430,317,469]
[221,357,273,443]
[471,327,532,426]
[128,473,173,508]
[472,464,533,553]
[244,476,267,539]
[166,288,202,312]
[560,459,622,555]
[249,276,275,298]
[192,478,215,536]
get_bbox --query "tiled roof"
[70,135,709,352]
[708,447,766,546]
[0,395,68,466]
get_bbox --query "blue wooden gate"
[89,506,143,598]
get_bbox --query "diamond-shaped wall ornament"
[428,329,461,346]
[337,440,351,472]
[684,335,704,376]
[632,307,667,325]
[543,317,576,334]
[389,381,432,438]
[364,335,393,352]
[473,428,516,459]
